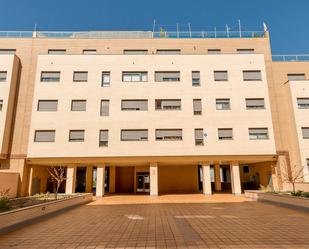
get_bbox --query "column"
[202,162,212,195]
[150,162,158,196]
[27,166,34,196]
[85,166,93,193]
[96,164,106,197]
[230,162,241,195]
[65,165,77,194]
[109,166,116,193]
[214,164,222,191]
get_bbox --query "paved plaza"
[0,195,308,249]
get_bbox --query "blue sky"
[0,0,308,54]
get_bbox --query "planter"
[0,193,92,234]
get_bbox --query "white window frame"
[216,99,230,110]
[249,128,269,140]
[122,72,148,82]
[102,72,110,87]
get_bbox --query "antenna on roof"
[188,22,192,38]
[263,22,268,32]
[226,24,230,37]
[238,20,242,37]
[176,23,179,38]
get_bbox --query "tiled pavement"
[0,195,309,249]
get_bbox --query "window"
[302,127,309,139]
[193,99,202,115]
[246,98,265,109]
[216,99,230,110]
[0,100,3,111]
[208,49,221,54]
[100,100,109,116]
[41,71,60,82]
[37,100,58,112]
[73,71,88,82]
[297,98,309,109]
[218,128,233,140]
[121,129,148,141]
[122,72,147,82]
[288,74,306,81]
[195,129,204,145]
[123,49,148,55]
[0,71,7,82]
[307,159,309,171]
[83,49,96,54]
[69,130,85,142]
[192,71,200,86]
[155,99,181,110]
[99,130,108,146]
[71,100,87,111]
[34,130,55,142]
[156,129,182,141]
[121,100,148,111]
[243,166,249,173]
[243,70,262,81]
[156,49,181,55]
[237,49,254,54]
[249,128,269,140]
[214,71,228,81]
[155,71,180,82]
[0,49,16,54]
[102,72,110,87]
[48,49,66,54]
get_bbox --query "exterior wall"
[0,172,19,197]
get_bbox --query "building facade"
[0,29,308,197]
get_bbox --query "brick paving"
[0,195,309,249]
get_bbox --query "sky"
[0,0,308,54]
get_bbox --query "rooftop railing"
[272,54,309,62]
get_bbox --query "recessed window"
[192,71,200,86]
[123,49,148,55]
[243,165,249,173]
[122,72,147,82]
[297,98,309,109]
[121,129,148,141]
[249,128,269,140]
[155,71,180,82]
[121,100,148,111]
[307,159,309,171]
[83,49,96,54]
[99,130,108,147]
[41,71,60,82]
[243,70,262,81]
[71,100,87,111]
[73,71,88,82]
[0,71,7,82]
[0,100,3,111]
[216,99,230,110]
[246,98,265,109]
[237,49,254,54]
[156,129,182,141]
[195,129,204,146]
[37,100,58,112]
[287,74,306,81]
[102,72,110,87]
[218,128,233,140]
[0,49,16,54]
[156,49,181,55]
[48,49,66,55]
[155,99,181,110]
[69,130,85,142]
[100,100,109,116]
[34,130,55,142]
[208,49,221,54]
[193,99,202,115]
[214,71,228,81]
[302,127,309,139]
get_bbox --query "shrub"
[291,190,303,197]
[301,192,309,198]
[0,188,11,212]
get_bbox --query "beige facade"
[0,30,308,197]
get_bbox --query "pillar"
[109,166,116,193]
[230,162,241,195]
[96,164,106,197]
[65,165,77,194]
[150,162,158,196]
[27,166,33,196]
[85,166,93,193]
[202,162,212,195]
[214,164,222,191]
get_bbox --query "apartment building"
[0,28,308,197]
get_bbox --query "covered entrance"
[136,172,150,193]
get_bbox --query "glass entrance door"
[136,172,150,193]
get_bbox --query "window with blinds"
[155,71,180,82]
[195,129,204,146]
[0,100,3,111]
[193,99,202,115]
[123,49,148,55]
[216,99,230,110]
[71,100,87,111]
[243,70,262,81]
[307,159,309,171]
[237,48,254,54]
[122,72,147,82]
[121,100,148,111]
[102,72,110,87]
[192,71,200,86]
[287,74,306,81]
[297,98,309,109]
[83,49,96,54]
[37,100,58,112]
[208,49,221,54]
[302,127,309,139]
[155,99,181,110]
[41,71,60,82]
[246,98,265,109]
[34,130,55,142]
[99,130,108,146]
[48,49,66,54]
[0,49,16,54]
[249,128,269,140]
[156,129,182,141]
[214,71,228,81]
[218,128,233,140]
[73,71,88,82]
[156,49,181,55]
[69,130,85,142]
[100,100,109,116]
[0,71,7,82]
[121,129,148,141]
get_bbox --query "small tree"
[281,164,306,193]
[47,166,66,200]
